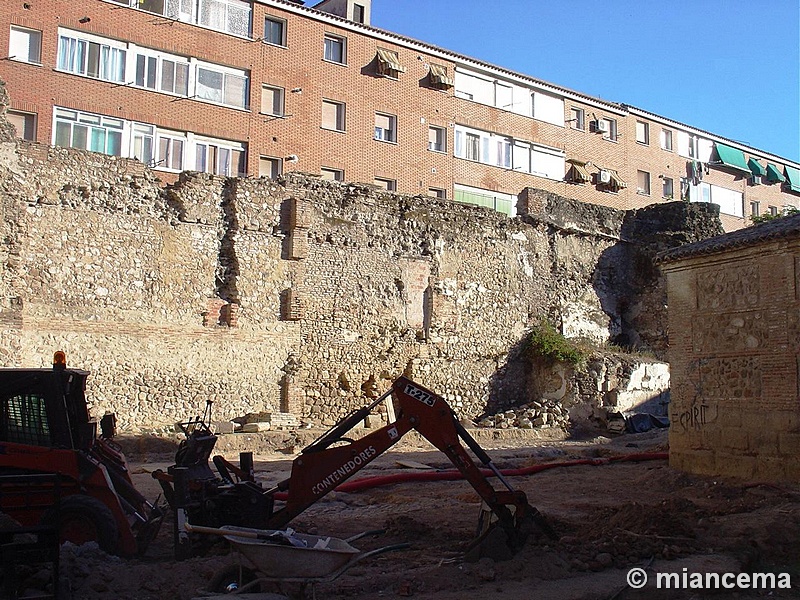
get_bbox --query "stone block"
[241,422,271,433]
[746,430,780,456]
[778,432,800,456]
[716,428,748,452]
[676,449,716,476]
[714,453,756,479]
[753,457,787,482]
[212,421,235,434]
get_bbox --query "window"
[7,110,36,141]
[157,132,185,170]
[596,118,618,141]
[662,177,674,199]
[57,30,126,83]
[637,170,651,195]
[323,34,346,64]
[195,63,248,108]
[135,51,190,95]
[428,126,446,152]
[636,121,649,145]
[2,393,50,446]
[496,137,511,168]
[661,128,673,151]
[769,205,778,216]
[374,178,396,191]
[197,0,251,37]
[465,132,480,161]
[132,123,155,165]
[127,0,250,35]
[353,3,365,23]
[9,26,41,64]
[53,108,124,156]
[320,167,343,181]
[194,140,245,176]
[750,201,760,217]
[374,112,397,143]
[259,156,282,178]
[261,84,284,116]
[570,107,585,130]
[429,188,446,199]
[454,184,515,216]
[322,100,345,131]
[264,16,285,46]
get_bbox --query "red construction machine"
[0,352,163,557]
[156,376,556,558]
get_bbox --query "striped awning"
[565,159,591,183]
[428,63,453,88]
[748,158,766,177]
[767,163,786,184]
[376,48,405,74]
[609,170,627,189]
[785,166,800,193]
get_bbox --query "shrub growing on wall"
[523,320,586,367]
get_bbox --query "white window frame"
[9,25,41,64]
[264,16,286,46]
[191,134,246,176]
[374,112,397,143]
[429,188,446,199]
[660,128,673,152]
[260,84,285,116]
[636,121,649,145]
[133,46,190,96]
[52,107,125,157]
[56,28,127,83]
[320,167,344,181]
[637,170,651,195]
[570,107,585,130]
[323,34,346,64]
[119,0,251,37]
[428,125,446,152]
[322,99,346,132]
[194,59,248,109]
[156,130,187,171]
[259,155,282,179]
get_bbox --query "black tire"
[207,564,261,594]
[42,494,119,555]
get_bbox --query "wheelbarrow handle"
[185,523,278,541]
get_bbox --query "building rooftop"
[659,212,800,263]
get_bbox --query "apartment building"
[3,0,799,230]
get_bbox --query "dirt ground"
[21,429,800,599]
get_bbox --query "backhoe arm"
[265,376,555,551]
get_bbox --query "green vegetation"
[523,320,587,367]
[751,206,799,224]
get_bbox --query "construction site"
[0,76,799,600]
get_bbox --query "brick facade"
[661,219,800,481]
[1,0,798,229]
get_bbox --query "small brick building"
[661,215,800,481]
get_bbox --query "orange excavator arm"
[263,376,555,552]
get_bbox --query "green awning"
[766,163,786,184]
[714,143,750,174]
[785,166,800,193]
[748,158,766,177]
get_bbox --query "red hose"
[272,451,668,500]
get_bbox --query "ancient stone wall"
[0,81,723,431]
[663,238,800,482]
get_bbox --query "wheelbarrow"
[188,523,409,598]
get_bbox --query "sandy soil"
[12,429,800,599]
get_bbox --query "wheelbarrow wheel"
[208,564,262,594]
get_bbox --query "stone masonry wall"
[663,241,800,482]
[0,82,723,431]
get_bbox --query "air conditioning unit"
[599,170,611,184]
[594,120,609,134]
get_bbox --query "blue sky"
[370,0,800,163]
